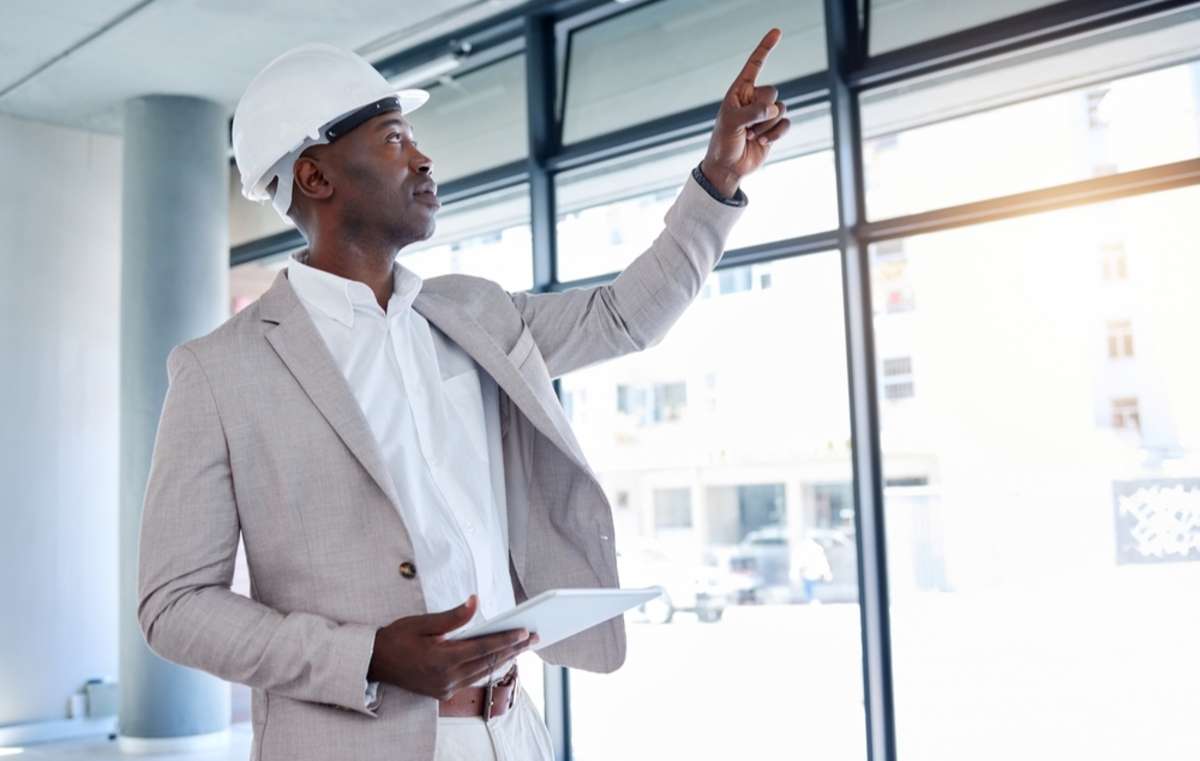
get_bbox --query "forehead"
[367,113,413,133]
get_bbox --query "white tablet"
[445,586,664,650]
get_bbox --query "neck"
[302,234,396,312]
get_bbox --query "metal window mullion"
[524,12,572,761]
[526,12,559,293]
[825,2,898,761]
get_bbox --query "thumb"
[728,101,779,130]
[420,594,477,636]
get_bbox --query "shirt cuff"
[692,162,748,207]
[365,679,380,708]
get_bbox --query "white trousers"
[434,686,554,761]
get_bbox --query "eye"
[387,133,417,148]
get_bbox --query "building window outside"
[1111,397,1141,431]
[883,355,915,400]
[884,381,915,400]
[616,381,687,424]
[653,382,687,423]
[718,267,753,295]
[872,240,916,314]
[653,488,693,530]
[1107,320,1135,359]
[1101,242,1129,281]
[615,383,646,424]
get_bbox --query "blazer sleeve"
[508,170,747,379]
[137,345,383,718]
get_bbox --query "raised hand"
[367,594,539,700]
[700,28,791,198]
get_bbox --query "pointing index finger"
[735,28,782,86]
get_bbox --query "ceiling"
[0,0,526,134]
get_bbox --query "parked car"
[725,525,792,603]
[616,543,735,623]
[725,525,858,604]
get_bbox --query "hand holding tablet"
[446,586,665,649]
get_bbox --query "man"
[137,28,789,761]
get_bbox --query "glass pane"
[231,254,291,315]
[873,185,1200,760]
[401,183,533,293]
[229,167,290,247]
[516,650,543,717]
[556,106,836,282]
[870,0,1059,54]
[564,253,865,761]
[563,0,826,145]
[862,10,1200,219]
[407,54,528,183]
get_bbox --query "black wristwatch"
[692,162,748,207]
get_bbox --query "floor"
[2,724,253,760]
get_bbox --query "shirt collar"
[287,249,423,328]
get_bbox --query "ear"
[293,154,334,202]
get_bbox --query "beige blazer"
[137,173,745,760]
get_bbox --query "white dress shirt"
[286,251,518,700]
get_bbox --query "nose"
[412,148,433,176]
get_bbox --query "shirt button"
[398,561,417,579]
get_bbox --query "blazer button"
[398,561,417,579]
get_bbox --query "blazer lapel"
[412,292,591,473]
[259,270,403,512]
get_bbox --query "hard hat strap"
[324,96,404,142]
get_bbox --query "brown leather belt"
[438,663,519,720]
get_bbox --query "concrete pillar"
[118,95,230,751]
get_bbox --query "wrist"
[366,630,381,682]
[699,159,740,199]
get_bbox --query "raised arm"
[509,28,791,378]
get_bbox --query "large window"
[556,105,836,282]
[873,186,1200,759]
[562,254,865,761]
[405,54,528,183]
[862,10,1200,219]
[400,183,533,292]
[563,0,826,144]
[869,0,1061,54]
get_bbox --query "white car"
[616,544,734,623]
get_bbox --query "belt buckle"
[483,678,496,722]
[482,664,517,723]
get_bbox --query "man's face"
[315,111,440,246]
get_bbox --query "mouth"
[413,187,440,208]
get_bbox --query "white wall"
[0,112,122,724]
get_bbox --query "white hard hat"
[232,42,429,224]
